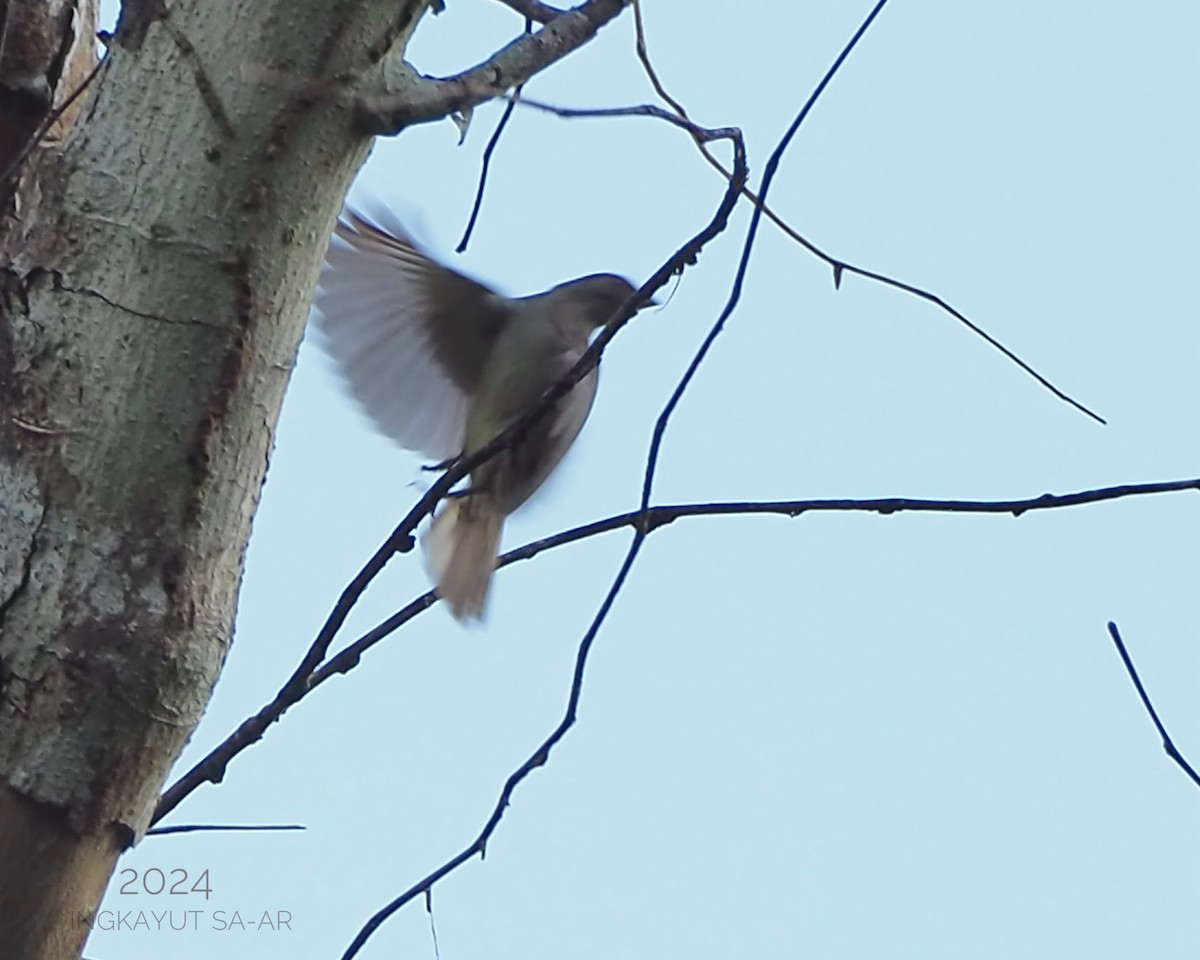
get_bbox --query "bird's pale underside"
[314,209,643,620]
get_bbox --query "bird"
[313,208,646,620]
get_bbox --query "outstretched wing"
[313,209,511,461]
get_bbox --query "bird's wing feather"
[313,210,509,461]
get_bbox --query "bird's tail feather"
[424,497,503,621]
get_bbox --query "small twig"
[425,888,441,960]
[456,18,532,252]
[0,55,105,191]
[290,478,1200,712]
[630,1,1104,427]
[1106,622,1200,789]
[513,95,727,142]
[631,0,687,118]
[146,823,305,836]
[455,94,521,252]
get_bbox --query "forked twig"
[629,0,1104,426]
[456,16,533,252]
[1107,622,1200,789]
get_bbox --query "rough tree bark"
[0,1,627,956]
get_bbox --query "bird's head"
[550,273,655,333]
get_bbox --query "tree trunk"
[0,1,425,955]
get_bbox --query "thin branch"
[454,93,519,251]
[513,95,733,142]
[456,18,532,253]
[356,0,629,134]
[156,477,1200,827]
[341,5,888,956]
[514,477,1200,554]
[147,823,305,837]
[631,0,687,118]
[305,478,1200,693]
[1106,622,1200,790]
[177,479,1200,821]
[630,2,1104,427]
[154,108,747,827]
[341,534,647,960]
[426,887,442,960]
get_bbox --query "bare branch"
[631,0,687,117]
[155,475,1200,827]
[454,92,519,251]
[514,95,737,143]
[1107,622,1200,790]
[456,18,532,252]
[630,2,1105,426]
[312,477,1200,687]
[357,0,630,134]
[147,823,305,837]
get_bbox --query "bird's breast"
[465,341,598,516]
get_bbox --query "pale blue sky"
[92,2,1197,958]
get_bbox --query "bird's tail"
[424,495,504,621]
